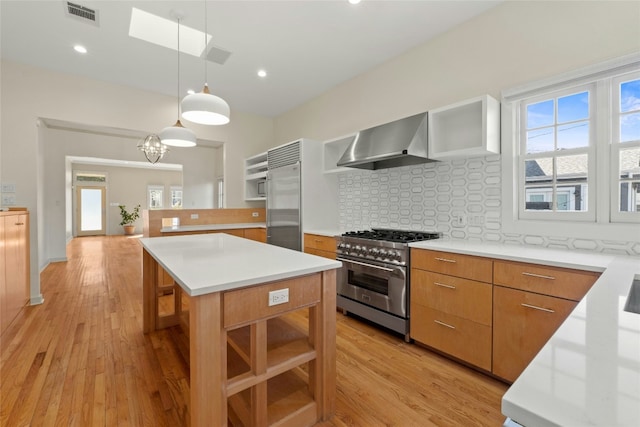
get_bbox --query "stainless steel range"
[336,228,441,341]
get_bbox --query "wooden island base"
[142,248,336,427]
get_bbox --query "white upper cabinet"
[244,151,267,201]
[428,94,500,160]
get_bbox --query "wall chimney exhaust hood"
[336,112,434,170]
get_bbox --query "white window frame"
[610,70,640,223]
[170,186,183,209]
[518,83,596,221]
[501,53,640,242]
[147,185,164,209]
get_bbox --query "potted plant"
[119,204,140,235]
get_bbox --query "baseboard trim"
[30,294,45,305]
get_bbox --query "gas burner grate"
[342,228,441,243]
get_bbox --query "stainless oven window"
[348,270,388,295]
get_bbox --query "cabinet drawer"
[411,307,492,371]
[411,269,492,325]
[244,228,267,243]
[304,247,336,260]
[223,274,321,329]
[411,249,493,283]
[303,234,337,253]
[492,285,578,383]
[494,260,599,301]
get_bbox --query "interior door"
[76,186,106,236]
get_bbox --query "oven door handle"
[336,257,395,272]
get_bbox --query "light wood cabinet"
[494,260,599,302]
[492,261,599,383]
[303,234,337,260]
[244,227,267,243]
[411,249,493,283]
[492,286,578,383]
[410,249,493,370]
[1,211,30,335]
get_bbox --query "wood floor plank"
[0,235,508,426]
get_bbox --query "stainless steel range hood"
[337,112,434,170]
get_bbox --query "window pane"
[527,128,554,153]
[619,148,640,213]
[149,189,163,208]
[525,187,552,210]
[556,154,588,212]
[558,91,589,123]
[80,188,103,231]
[558,121,589,150]
[620,112,640,143]
[620,79,640,113]
[527,99,554,128]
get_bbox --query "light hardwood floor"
[1,236,508,426]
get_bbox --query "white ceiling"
[1,0,502,118]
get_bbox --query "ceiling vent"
[206,44,232,65]
[65,2,99,26]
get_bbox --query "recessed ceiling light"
[348,0,361,4]
[257,69,267,78]
[129,7,210,57]
[74,45,87,54]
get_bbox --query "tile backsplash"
[338,155,640,256]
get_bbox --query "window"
[147,185,164,209]
[170,186,183,208]
[217,177,224,208]
[521,86,594,218]
[501,55,640,241]
[611,73,640,221]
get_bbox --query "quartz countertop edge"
[140,233,341,297]
[161,222,266,233]
[409,239,640,427]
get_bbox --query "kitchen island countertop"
[140,233,340,296]
[409,239,640,427]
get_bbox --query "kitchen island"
[140,233,341,427]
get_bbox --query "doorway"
[74,171,108,236]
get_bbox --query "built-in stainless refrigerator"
[264,138,339,252]
[266,162,301,251]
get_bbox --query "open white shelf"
[428,94,500,160]
[322,133,356,174]
[244,151,268,201]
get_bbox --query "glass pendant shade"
[159,119,197,147]
[181,84,230,125]
[138,134,168,164]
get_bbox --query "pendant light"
[180,0,230,126]
[138,134,169,164]
[160,14,197,147]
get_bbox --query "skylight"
[128,7,211,58]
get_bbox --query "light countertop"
[410,239,640,427]
[140,233,341,297]
[160,222,266,233]
[304,229,342,238]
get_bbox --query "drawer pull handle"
[434,320,456,329]
[434,282,456,290]
[434,257,457,263]
[522,272,555,280]
[15,222,25,225]
[521,303,555,313]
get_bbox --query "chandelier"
[138,134,169,164]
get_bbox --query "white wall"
[274,1,640,143]
[0,61,274,303]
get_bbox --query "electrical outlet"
[252,212,259,217]
[453,214,466,226]
[2,194,16,205]
[190,213,199,219]
[1,183,16,193]
[268,288,289,306]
